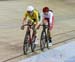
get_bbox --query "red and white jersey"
[40,11,54,30]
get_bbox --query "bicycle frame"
[24,24,34,44]
[40,24,50,50]
[23,23,36,54]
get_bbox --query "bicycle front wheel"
[40,31,46,51]
[31,33,36,52]
[23,33,30,55]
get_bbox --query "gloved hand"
[21,25,24,30]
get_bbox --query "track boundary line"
[53,30,75,37]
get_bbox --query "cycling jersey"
[40,11,54,30]
[24,9,40,24]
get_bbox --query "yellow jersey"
[24,10,39,24]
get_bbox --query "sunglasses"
[27,11,33,13]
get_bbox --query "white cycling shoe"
[49,43,52,47]
[35,41,38,45]
[35,38,39,45]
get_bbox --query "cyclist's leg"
[31,25,37,50]
[48,29,52,46]
[48,29,52,42]
[32,24,39,45]
[35,30,39,45]
[33,26,37,43]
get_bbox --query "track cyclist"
[21,5,40,46]
[38,7,54,46]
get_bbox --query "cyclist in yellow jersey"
[21,5,40,45]
[21,6,40,29]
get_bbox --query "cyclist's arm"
[36,13,43,29]
[22,17,26,25]
[22,12,27,25]
[49,12,53,25]
[39,13,43,24]
[35,12,39,24]
[50,12,54,30]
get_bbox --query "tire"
[46,39,49,49]
[23,33,29,55]
[40,31,46,51]
[31,34,36,52]
[46,29,50,49]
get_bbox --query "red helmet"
[43,7,49,12]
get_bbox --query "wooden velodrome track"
[2,30,75,62]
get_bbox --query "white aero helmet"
[27,6,34,12]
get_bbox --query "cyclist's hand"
[21,25,24,30]
[35,22,40,29]
[37,25,40,29]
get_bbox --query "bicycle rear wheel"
[46,29,50,49]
